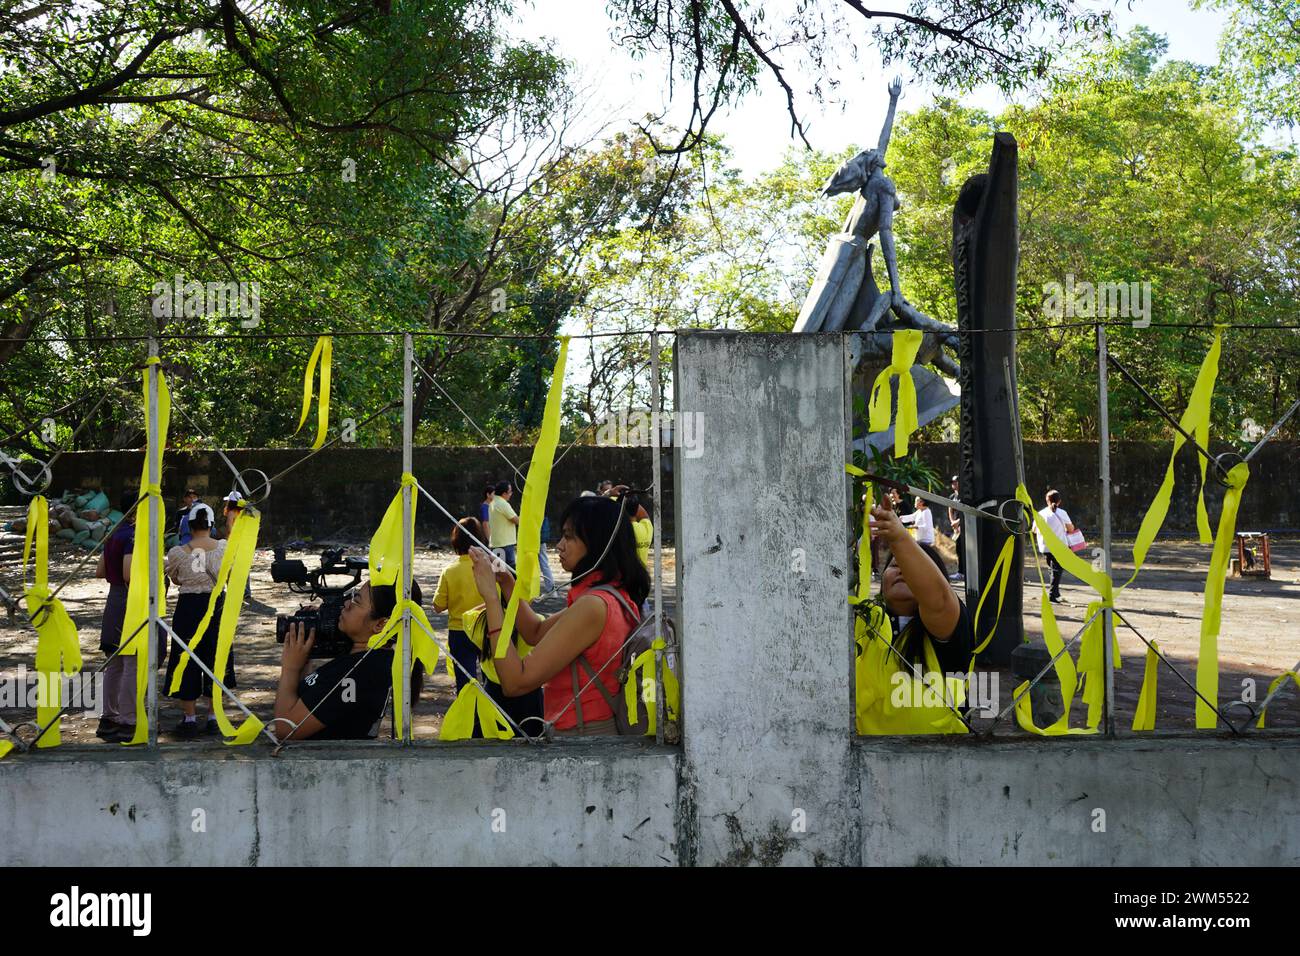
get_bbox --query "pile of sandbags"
[3,488,124,551]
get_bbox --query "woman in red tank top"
[471,494,651,735]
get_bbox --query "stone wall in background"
[13,444,670,545]
[8,437,1298,544]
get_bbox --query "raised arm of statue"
[877,76,902,158]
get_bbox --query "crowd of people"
[92,477,657,743]
[88,469,1079,743]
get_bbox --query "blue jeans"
[539,545,554,593]
[447,628,478,692]
[492,545,517,572]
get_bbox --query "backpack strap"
[575,654,621,713]
[567,585,638,731]
[588,584,640,624]
[570,662,585,732]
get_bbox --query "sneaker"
[203,718,219,736]
[94,718,122,740]
[1049,595,1067,605]
[174,718,201,740]
[948,573,964,582]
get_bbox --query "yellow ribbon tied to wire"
[1013,482,1114,736]
[295,335,332,450]
[624,638,680,736]
[166,507,264,744]
[20,495,83,749]
[1256,671,1300,729]
[366,472,442,739]
[440,683,514,740]
[439,605,524,740]
[1195,460,1248,729]
[867,329,924,458]
[1119,329,1240,730]
[120,357,171,746]
[1133,640,1161,732]
[497,337,569,657]
[1122,329,1223,596]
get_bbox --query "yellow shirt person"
[433,554,480,631]
[488,487,518,548]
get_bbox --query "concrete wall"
[674,332,857,866]
[858,737,1300,865]
[0,742,680,866]
[2,333,1297,867]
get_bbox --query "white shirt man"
[900,500,935,545]
[1035,505,1073,553]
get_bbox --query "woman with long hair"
[470,493,649,735]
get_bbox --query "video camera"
[271,547,367,658]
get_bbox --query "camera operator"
[272,578,421,741]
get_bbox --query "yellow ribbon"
[1120,330,1233,727]
[498,337,569,656]
[1196,460,1249,729]
[1256,671,1299,729]
[22,495,83,748]
[1013,482,1114,736]
[970,533,1016,668]
[166,507,264,744]
[295,336,332,450]
[439,682,514,740]
[1124,329,1223,595]
[1076,599,1119,730]
[1133,639,1161,731]
[365,473,440,738]
[867,329,923,457]
[121,357,170,745]
[624,638,680,735]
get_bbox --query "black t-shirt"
[888,599,975,676]
[298,649,394,740]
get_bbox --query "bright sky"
[514,0,1233,177]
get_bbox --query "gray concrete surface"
[0,742,680,866]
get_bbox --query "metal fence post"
[146,338,161,747]
[401,333,414,744]
[1097,322,1117,737]
[650,330,666,744]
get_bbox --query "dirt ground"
[1,503,1296,742]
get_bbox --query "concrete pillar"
[675,332,857,865]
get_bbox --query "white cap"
[222,491,243,504]
[187,502,215,524]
